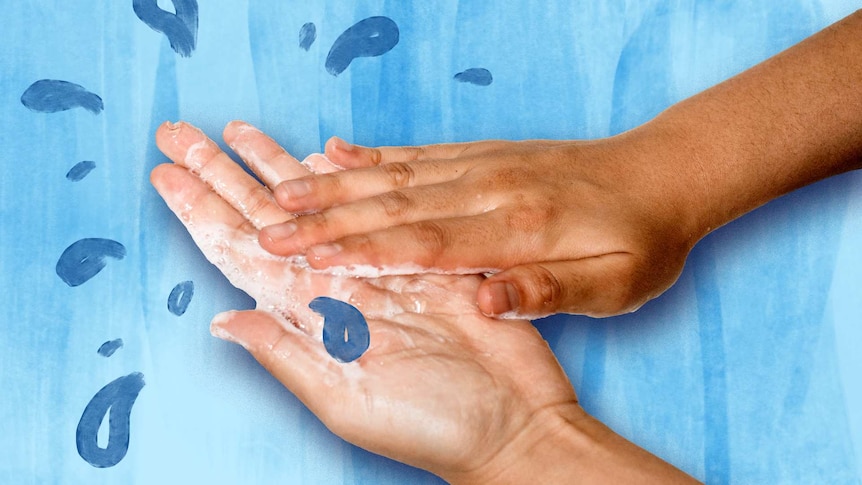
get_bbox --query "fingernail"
[309,243,342,260]
[263,222,297,241]
[210,311,246,347]
[165,120,178,130]
[487,281,519,315]
[277,180,311,199]
[334,137,354,152]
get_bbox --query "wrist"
[444,403,592,485]
[603,119,713,248]
[447,403,696,484]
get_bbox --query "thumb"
[210,310,341,409]
[477,256,644,319]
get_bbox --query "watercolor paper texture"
[1,1,860,483]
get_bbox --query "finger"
[150,163,254,237]
[152,163,310,330]
[323,136,504,169]
[260,181,490,256]
[156,121,288,228]
[273,158,463,213]
[476,255,642,319]
[302,153,344,174]
[222,120,312,188]
[295,212,526,273]
[210,310,346,413]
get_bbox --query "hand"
[150,121,694,483]
[256,10,862,321]
[257,131,700,319]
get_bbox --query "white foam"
[183,216,409,331]
[301,153,343,174]
[184,139,210,174]
[229,127,286,187]
[321,262,501,278]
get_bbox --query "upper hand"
[258,130,701,318]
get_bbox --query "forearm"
[639,9,862,239]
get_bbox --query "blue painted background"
[1,1,860,483]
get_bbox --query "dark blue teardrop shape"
[309,296,370,363]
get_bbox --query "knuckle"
[473,165,533,192]
[301,211,334,236]
[234,218,258,235]
[375,190,413,219]
[243,186,273,221]
[410,221,450,259]
[381,162,417,188]
[524,266,565,312]
[317,173,340,193]
[369,148,383,166]
[504,202,557,232]
[400,146,424,161]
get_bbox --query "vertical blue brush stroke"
[578,323,608,412]
[138,33,181,324]
[325,16,400,76]
[66,161,96,181]
[454,68,493,86]
[97,339,124,357]
[609,5,673,134]
[132,0,199,57]
[299,22,316,51]
[691,238,730,484]
[55,238,126,287]
[75,372,146,468]
[309,297,370,363]
[167,280,194,316]
[20,80,103,114]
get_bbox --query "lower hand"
[150,121,583,481]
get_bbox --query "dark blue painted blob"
[66,160,96,181]
[76,372,146,468]
[309,296,370,363]
[167,280,194,316]
[299,22,316,51]
[132,0,198,57]
[56,238,126,287]
[20,80,103,114]
[97,338,124,357]
[325,16,399,76]
[454,68,493,86]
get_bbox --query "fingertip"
[155,120,215,166]
[210,310,246,346]
[222,119,245,141]
[149,163,168,185]
[158,120,178,134]
[273,179,312,207]
[307,243,343,268]
[223,119,260,143]
[155,120,179,146]
[478,279,520,316]
[149,163,185,193]
[258,223,302,256]
[210,310,291,353]
[332,136,355,153]
[325,137,381,169]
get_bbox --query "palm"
[151,121,577,477]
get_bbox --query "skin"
[150,121,696,483]
[259,9,862,319]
